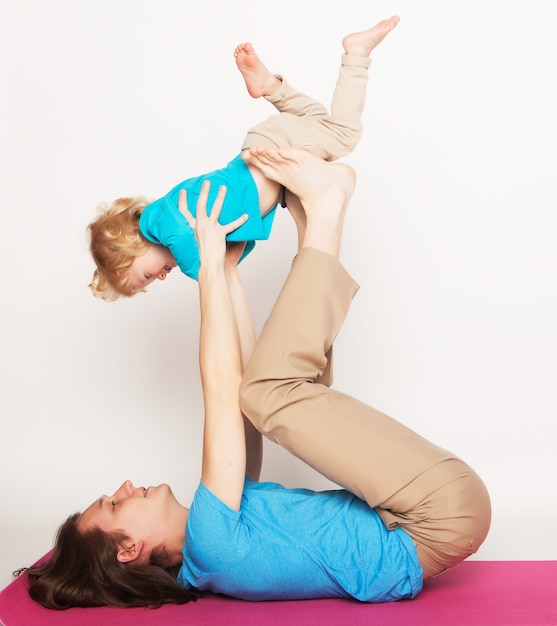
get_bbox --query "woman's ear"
[116,540,144,564]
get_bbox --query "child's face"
[127,243,177,291]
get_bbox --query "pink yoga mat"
[1,559,556,626]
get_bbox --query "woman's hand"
[178,185,248,271]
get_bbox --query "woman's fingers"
[203,183,227,223]
[195,181,226,224]
[223,212,249,234]
[195,182,248,234]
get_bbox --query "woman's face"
[78,480,185,563]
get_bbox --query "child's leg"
[240,62,368,161]
[240,17,400,161]
[235,41,329,119]
[235,42,329,156]
[240,148,491,578]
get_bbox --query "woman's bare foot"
[234,42,282,98]
[342,16,400,57]
[244,146,355,211]
[244,147,356,258]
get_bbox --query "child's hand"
[178,185,248,270]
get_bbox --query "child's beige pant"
[240,248,491,578]
[242,55,370,161]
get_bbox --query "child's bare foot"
[234,42,282,98]
[243,147,356,257]
[342,16,400,57]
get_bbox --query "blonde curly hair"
[88,197,151,301]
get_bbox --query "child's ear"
[116,540,144,564]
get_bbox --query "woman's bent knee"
[405,461,491,577]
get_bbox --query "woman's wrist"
[224,261,240,278]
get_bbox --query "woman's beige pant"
[240,248,491,578]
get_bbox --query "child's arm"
[184,186,250,511]
[224,244,263,482]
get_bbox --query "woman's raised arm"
[180,185,249,511]
[224,243,263,482]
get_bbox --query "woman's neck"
[166,506,189,566]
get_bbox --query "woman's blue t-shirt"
[177,478,423,602]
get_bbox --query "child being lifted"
[88,16,400,301]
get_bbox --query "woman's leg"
[240,148,491,577]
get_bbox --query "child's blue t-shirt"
[139,153,277,280]
[177,478,423,603]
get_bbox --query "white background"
[1,0,556,587]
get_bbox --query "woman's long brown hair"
[20,513,199,609]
